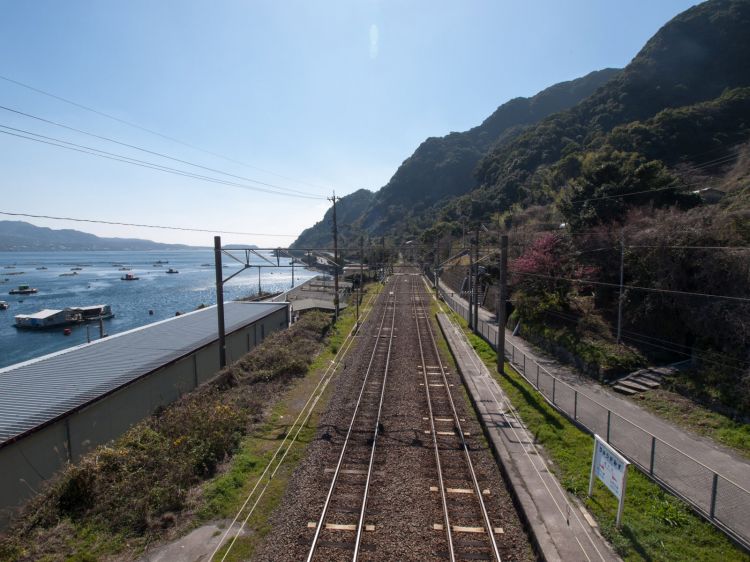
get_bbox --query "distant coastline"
[0,220,213,252]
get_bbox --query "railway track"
[411,275,502,562]
[256,272,532,562]
[306,282,397,561]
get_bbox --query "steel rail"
[411,275,456,561]
[306,280,396,562]
[352,280,398,559]
[417,278,503,562]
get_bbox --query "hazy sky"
[0,0,698,246]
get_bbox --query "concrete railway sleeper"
[254,271,532,562]
[306,280,397,561]
[410,275,503,562]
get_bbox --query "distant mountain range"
[0,221,197,251]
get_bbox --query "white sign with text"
[589,434,630,526]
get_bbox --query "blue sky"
[0,0,699,246]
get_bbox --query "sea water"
[0,250,316,369]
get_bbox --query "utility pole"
[357,235,364,329]
[617,229,625,344]
[214,235,227,368]
[497,235,508,373]
[329,192,340,322]
[473,226,480,332]
[468,235,475,330]
[433,240,439,298]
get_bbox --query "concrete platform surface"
[437,312,620,562]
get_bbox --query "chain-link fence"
[438,285,750,550]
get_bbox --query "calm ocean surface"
[0,250,315,369]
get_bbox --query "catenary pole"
[468,233,475,330]
[476,228,480,330]
[329,192,339,322]
[497,235,508,373]
[617,229,625,344]
[214,235,227,368]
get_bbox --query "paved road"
[437,278,750,547]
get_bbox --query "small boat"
[155,260,169,264]
[36,266,48,270]
[118,267,131,271]
[200,263,211,267]
[153,263,163,267]
[121,273,139,281]
[71,267,83,271]
[9,284,38,295]
[3,266,15,270]
[0,301,8,310]
[166,268,179,274]
[59,271,78,277]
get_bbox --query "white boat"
[9,284,37,295]
[15,308,82,329]
[0,301,8,310]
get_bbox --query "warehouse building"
[0,301,289,527]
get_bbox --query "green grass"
[435,300,749,562]
[0,285,383,562]
[635,389,750,459]
[199,282,383,560]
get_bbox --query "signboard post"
[589,434,630,527]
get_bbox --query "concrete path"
[437,312,619,562]
[138,520,248,562]
[436,278,750,547]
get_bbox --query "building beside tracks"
[0,301,289,527]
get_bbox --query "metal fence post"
[649,436,656,476]
[606,410,612,443]
[710,473,719,519]
[574,391,578,420]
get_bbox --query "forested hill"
[470,0,750,217]
[291,68,619,248]
[292,188,374,249]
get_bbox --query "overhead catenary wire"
[0,210,298,237]
[0,104,322,197]
[509,269,750,303]
[541,308,749,371]
[0,125,325,200]
[0,73,328,191]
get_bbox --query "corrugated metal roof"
[0,301,287,446]
[15,309,63,320]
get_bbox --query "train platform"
[437,312,620,562]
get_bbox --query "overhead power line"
[0,125,325,200]
[542,308,748,371]
[0,104,321,197]
[0,74,328,191]
[0,210,298,237]
[509,269,750,303]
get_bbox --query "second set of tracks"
[256,271,532,562]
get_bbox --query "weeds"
[0,312,330,561]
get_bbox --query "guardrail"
[438,285,750,551]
